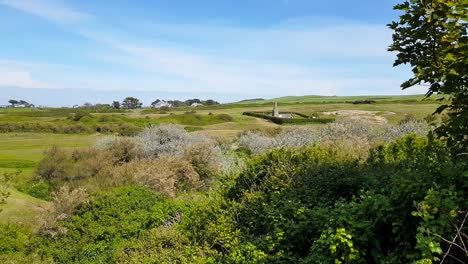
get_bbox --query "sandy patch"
[322,110,388,124]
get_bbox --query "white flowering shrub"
[136,124,191,158]
[319,120,379,141]
[379,119,429,142]
[237,119,430,155]
[238,132,276,154]
[135,124,224,180]
[94,136,119,150]
[220,151,247,177]
[276,128,318,148]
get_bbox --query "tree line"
[5,99,34,108]
[111,97,220,109]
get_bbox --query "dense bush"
[33,186,187,263]
[228,135,467,263]
[38,185,89,238]
[242,111,335,125]
[135,124,224,179]
[5,133,467,263]
[34,124,226,195]
[17,180,51,200]
[238,119,429,155]
[111,157,201,196]
[352,99,376,104]
[0,121,141,135]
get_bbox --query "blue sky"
[0,0,425,106]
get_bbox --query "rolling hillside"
[234,94,440,104]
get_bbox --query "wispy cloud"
[0,61,53,89]
[0,0,415,98]
[0,0,89,24]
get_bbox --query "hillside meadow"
[0,95,466,263]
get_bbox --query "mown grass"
[234,94,445,104]
[0,189,47,228]
[0,133,99,227]
[0,96,443,232]
[0,133,99,182]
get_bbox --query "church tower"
[272,102,279,117]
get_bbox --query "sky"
[0,0,426,106]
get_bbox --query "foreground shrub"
[114,226,217,263]
[112,157,201,196]
[227,135,467,262]
[0,224,45,263]
[35,146,69,181]
[38,185,88,237]
[34,186,186,263]
[94,136,137,162]
[0,223,30,254]
[35,147,116,188]
[237,119,430,156]
[135,124,224,180]
[17,180,51,200]
[238,131,276,154]
[183,141,223,180]
[136,124,191,157]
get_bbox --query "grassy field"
[0,133,99,227]
[0,189,47,228]
[0,95,442,138]
[0,133,100,179]
[0,94,443,226]
[235,94,443,104]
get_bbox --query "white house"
[153,101,173,109]
[190,102,204,107]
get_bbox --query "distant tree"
[151,99,161,107]
[95,104,112,110]
[8,100,18,107]
[167,100,186,107]
[112,101,121,109]
[82,102,93,108]
[122,97,143,109]
[389,0,468,152]
[18,100,31,107]
[204,99,219,105]
[185,99,201,106]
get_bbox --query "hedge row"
[0,122,141,136]
[351,100,376,104]
[242,112,334,125]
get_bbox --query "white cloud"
[0,0,415,97]
[0,68,51,89]
[0,0,89,24]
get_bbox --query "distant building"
[190,102,204,107]
[153,100,173,109]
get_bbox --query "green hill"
[235,94,439,104]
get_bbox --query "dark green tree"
[185,99,201,106]
[151,99,161,107]
[388,0,468,153]
[8,100,18,107]
[112,101,121,109]
[122,97,143,109]
[167,100,186,107]
[204,99,219,105]
[18,100,31,107]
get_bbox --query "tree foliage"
[388,0,468,152]
[121,97,142,109]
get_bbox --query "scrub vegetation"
[0,1,467,263]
